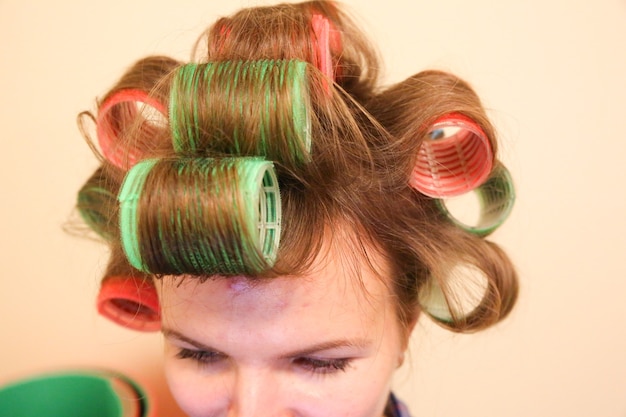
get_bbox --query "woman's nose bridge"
[229,365,285,417]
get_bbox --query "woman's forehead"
[161,262,389,320]
[162,228,391,309]
[158,244,393,331]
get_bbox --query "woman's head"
[76,0,518,414]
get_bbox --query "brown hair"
[194,1,379,101]
[76,0,518,334]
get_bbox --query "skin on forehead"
[157,237,408,417]
[159,247,393,359]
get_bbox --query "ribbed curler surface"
[118,157,281,275]
[436,163,515,237]
[169,60,311,165]
[411,113,493,198]
[97,275,161,332]
[97,89,167,170]
[77,167,117,240]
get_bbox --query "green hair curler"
[0,370,152,417]
[118,157,281,275]
[436,163,515,237]
[168,60,311,165]
[417,263,491,326]
[77,167,117,240]
[118,159,159,272]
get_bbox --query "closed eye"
[293,357,351,374]
[176,348,226,366]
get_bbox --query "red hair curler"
[311,14,333,82]
[213,21,233,54]
[97,275,161,332]
[410,113,493,198]
[96,89,167,170]
[308,2,343,77]
[326,15,342,57]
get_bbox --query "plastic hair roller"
[308,3,343,77]
[213,21,232,54]
[410,113,493,198]
[311,14,334,83]
[77,167,117,240]
[168,60,311,165]
[207,8,341,79]
[118,157,282,276]
[417,263,489,325]
[436,163,515,237]
[97,89,167,170]
[417,278,455,323]
[97,275,160,332]
[0,369,153,417]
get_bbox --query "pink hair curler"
[96,89,167,170]
[309,1,343,76]
[311,14,333,81]
[213,21,233,54]
[97,276,161,332]
[327,17,342,58]
[410,113,493,198]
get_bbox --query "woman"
[76,1,518,416]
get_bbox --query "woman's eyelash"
[176,348,351,374]
[294,357,351,374]
[176,348,224,365]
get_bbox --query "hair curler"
[118,157,282,276]
[211,15,336,82]
[96,89,167,170]
[77,167,117,240]
[0,369,153,417]
[417,263,489,326]
[97,275,160,332]
[410,113,493,198]
[213,21,233,54]
[311,14,333,83]
[168,60,312,165]
[435,163,515,236]
[307,2,344,79]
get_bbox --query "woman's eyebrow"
[162,328,214,351]
[162,327,371,357]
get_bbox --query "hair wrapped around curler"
[76,1,520,337]
[97,275,161,332]
[96,56,180,170]
[436,163,516,237]
[365,69,518,332]
[197,1,378,100]
[412,113,493,198]
[96,245,160,332]
[118,157,281,276]
[77,167,119,240]
[416,231,518,331]
[367,70,498,195]
[169,60,312,166]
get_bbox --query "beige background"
[1,0,625,416]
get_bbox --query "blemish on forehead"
[227,276,257,294]
[225,276,293,313]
